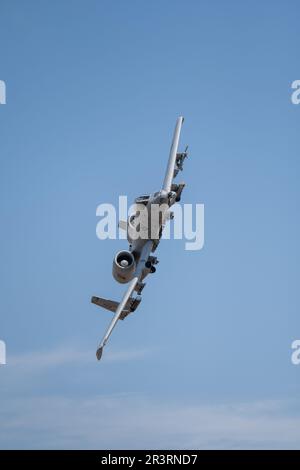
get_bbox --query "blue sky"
[0,0,299,449]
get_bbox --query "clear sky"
[0,0,299,449]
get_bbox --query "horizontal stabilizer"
[118,220,127,231]
[91,295,141,320]
[91,296,119,313]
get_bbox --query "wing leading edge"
[95,276,139,360]
[162,116,184,193]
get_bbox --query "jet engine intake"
[112,250,136,283]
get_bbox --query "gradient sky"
[0,0,300,449]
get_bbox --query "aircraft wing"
[96,276,139,360]
[162,116,185,193]
[95,241,154,360]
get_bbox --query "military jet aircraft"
[92,116,188,360]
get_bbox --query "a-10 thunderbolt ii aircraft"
[91,116,188,360]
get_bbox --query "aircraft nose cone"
[120,260,129,267]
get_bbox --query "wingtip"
[96,346,103,361]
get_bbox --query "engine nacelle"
[112,250,136,284]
